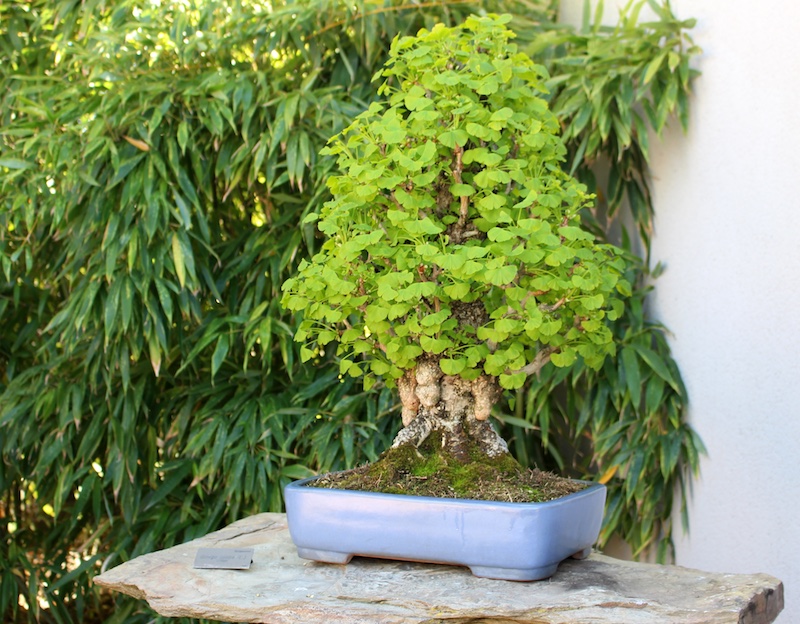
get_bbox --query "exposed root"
[415,359,442,408]
[391,407,437,450]
[391,362,509,460]
[471,375,501,421]
[398,370,420,426]
[466,417,509,458]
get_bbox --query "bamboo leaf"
[643,51,668,85]
[172,233,186,288]
[211,334,230,379]
[0,158,34,170]
[123,135,151,152]
[632,343,680,392]
[149,332,162,377]
[621,346,641,408]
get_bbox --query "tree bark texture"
[391,358,509,461]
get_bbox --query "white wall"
[560,1,800,620]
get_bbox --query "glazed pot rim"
[285,474,605,509]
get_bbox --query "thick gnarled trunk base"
[312,360,584,502]
[391,359,508,461]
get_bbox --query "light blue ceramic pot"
[284,476,606,581]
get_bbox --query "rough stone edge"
[739,583,784,624]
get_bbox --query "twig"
[388,191,403,210]
[452,144,469,230]
[512,346,557,377]
[539,296,567,313]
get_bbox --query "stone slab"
[94,512,783,623]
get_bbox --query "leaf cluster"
[282,15,632,391]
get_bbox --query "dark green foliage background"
[0,0,702,621]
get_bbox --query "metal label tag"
[193,548,254,570]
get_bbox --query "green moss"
[410,454,444,478]
[310,432,585,503]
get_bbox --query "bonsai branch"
[388,191,403,210]
[450,145,470,238]
[512,346,557,377]
[539,296,567,313]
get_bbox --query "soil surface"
[309,434,585,503]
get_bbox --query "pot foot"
[570,547,592,560]
[469,562,559,581]
[296,548,353,564]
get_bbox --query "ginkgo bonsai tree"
[281,14,631,482]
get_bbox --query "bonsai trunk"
[392,358,509,461]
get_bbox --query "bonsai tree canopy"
[281,14,631,462]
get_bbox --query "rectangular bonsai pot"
[284,476,606,581]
